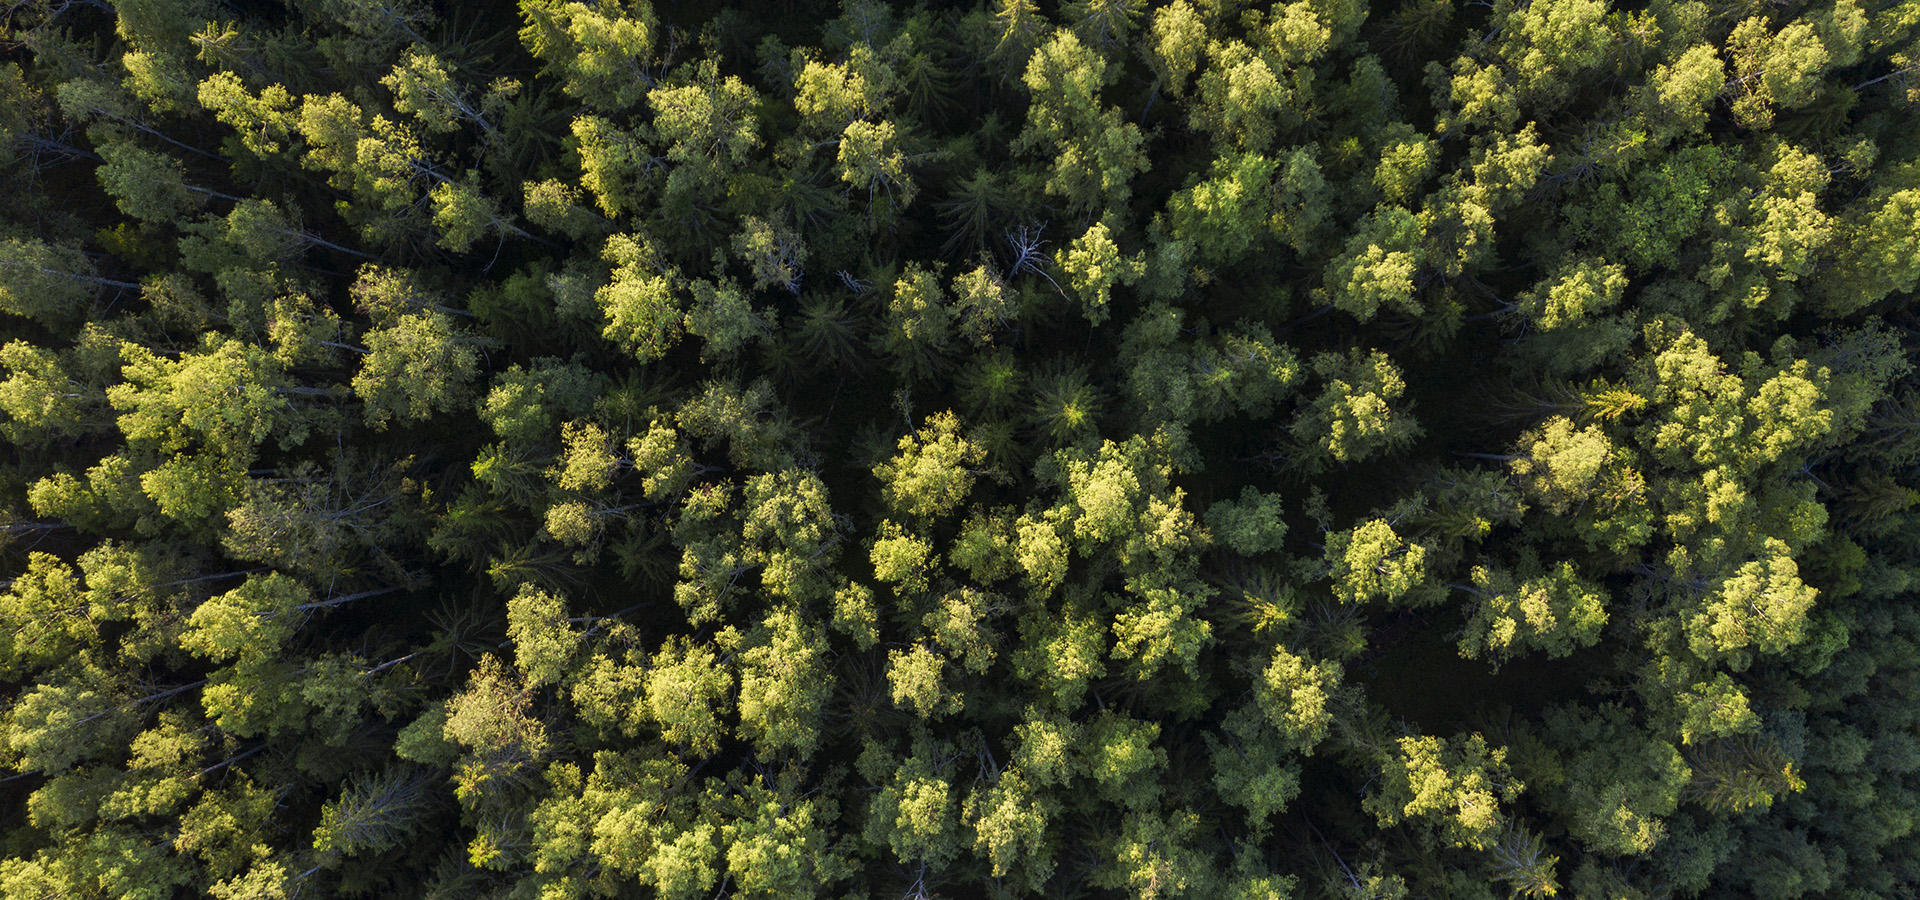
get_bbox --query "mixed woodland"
[2,0,1920,897]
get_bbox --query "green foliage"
[1459,553,1609,663]
[1364,733,1519,849]
[1015,30,1146,217]
[182,574,306,663]
[875,264,952,380]
[1,2,1917,898]
[96,140,198,223]
[1327,518,1430,606]
[479,358,606,446]
[1164,150,1279,267]
[1292,349,1421,469]
[353,309,482,429]
[598,232,684,363]
[506,585,578,687]
[1511,258,1634,377]
[0,334,115,446]
[1206,486,1287,556]
[1523,704,1690,857]
[1322,205,1423,322]
[736,606,829,756]
[863,730,964,867]
[313,767,433,855]
[0,553,97,675]
[1057,221,1144,325]
[645,636,733,756]
[1258,646,1340,748]
[0,237,119,328]
[519,0,659,113]
[874,410,985,521]
[650,58,761,167]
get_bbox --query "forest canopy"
[1,0,1919,898]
